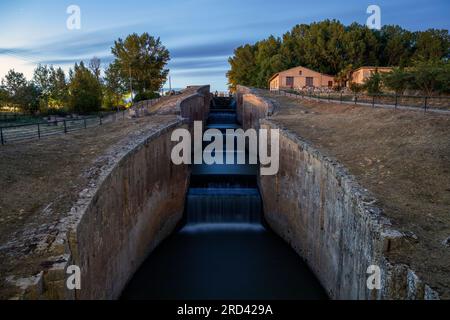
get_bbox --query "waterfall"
[186,187,262,224]
[185,95,262,226]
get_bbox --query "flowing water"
[121,96,327,300]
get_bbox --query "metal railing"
[0,113,43,125]
[0,110,127,145]
[213,91,233,98]
[130,98,162,110]
[269,89,450,113]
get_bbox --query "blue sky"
[0,0,449,91]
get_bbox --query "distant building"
[269,66,335,91]
[350,66,393,85]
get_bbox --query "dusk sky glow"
[0,0,449,90]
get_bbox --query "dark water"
[121,225,326,300]
[121,97,328,300]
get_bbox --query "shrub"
[133,91,160,103]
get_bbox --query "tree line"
[353,60,450,96]
[227,20,449,94]
[0,33,170,115]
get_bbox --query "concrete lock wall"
[237,86,440,300]
[10,86,210,300]
[66,86,210,299]
[178,85,211,123]
[236,85,277,130]
[71,122,189,299]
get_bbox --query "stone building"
[350,66,393,85]
[269,66,335,91]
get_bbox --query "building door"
[306,77,314,87]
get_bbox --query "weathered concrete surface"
[6,120,188,300]
[128,97,162,118]
[236,85,277,129]
[70,121,189,300]
[178,85,211,123]
[237,86,440,300]
[4,86,211,300]
[127,85,210,119]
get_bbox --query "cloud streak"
[171,69,229,78]
[0,29,236,80]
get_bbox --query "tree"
[302,20,347,75]
[68,62,102,113]
[279,20,348,76]
[334,64,353,89]
[89,57,101,81]
[0,85,9,109]
[32,64,52,111]
[413,29,450,61]
[379,25,414,67]
[227,44,258,90]
[280,24,310,69]
[410,59,449,96]
[435,62,450,94]
[33,65,52,94]
[226,20,449,91]
[349,83,364,94]
[343,23,380,70]
[364,72,383,95]
[49,67,69,108]
[103,61,126,108]
[2,70,27,97]
[254,36,287,88]
[1,70,40,113]
[381,68,413,95]
[111,33,170,96]
[15,84,41,114]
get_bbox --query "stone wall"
[128,98,162,118]
[127,86,210,119]
[236,85,277,129]
[8,86,211,300]
[8,120,189,300]
[178,85,211,123]
[72,121,189,299]
[237,86,440,300]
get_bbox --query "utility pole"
[129,65,133,102]
[169,76,172,93]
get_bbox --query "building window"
[328,81,333,88]
[299,70,303,76]
[286,77,294,87]
[306,77,314,87]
